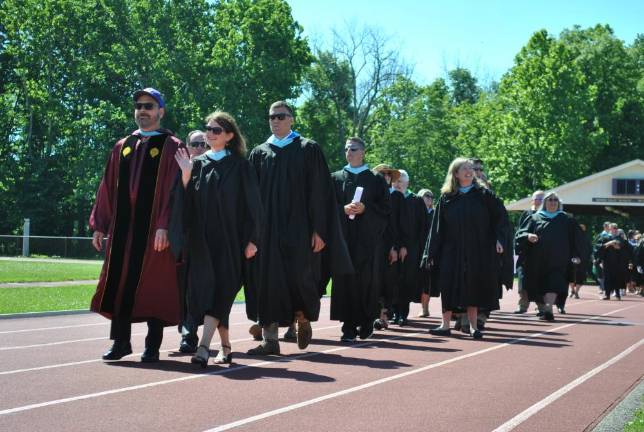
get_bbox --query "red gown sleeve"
[89,140,124,234]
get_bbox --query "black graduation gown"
[381,188,405,306]
[596,236,632,294]
[179,154,262,327]
[423,185,505,311]
[516,212,582,300]
[329,168,390,324]
[569,223,592,284]
[398,193,428,303]
[247,137,353,325]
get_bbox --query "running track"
[0,286,642,432]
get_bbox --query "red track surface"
[0,286,642,432]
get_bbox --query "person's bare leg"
[419,293,430,317]
[438,310,452,330]
[217,325,231,356]
[467,306,478,333]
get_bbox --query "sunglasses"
[546,198,559,202]
[134,102,157,110]
[205,126,224,135]
[269,113,291,121]
[345,147,362,152]
[189,141,206,148]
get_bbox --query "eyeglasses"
[546,198,559,202]
[134,102,157,110]
[189,141,206,148]
[269,113,291,121]
[533,198,544,202]
[205,126,224,135]
[473,168,483,172]
[345,147,362,153]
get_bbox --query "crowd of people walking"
[89,88,644,366]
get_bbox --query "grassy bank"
[0,260,102,283]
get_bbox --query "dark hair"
[469,157,483,165]
[270,100,294,117]
[204,111,247,157]
[346,136,366,149]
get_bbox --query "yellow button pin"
[150,148,160,158]
[122,147,132,157]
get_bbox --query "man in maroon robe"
[90,88,183,362]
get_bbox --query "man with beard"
[245,101,352,355]
[91,88,183,362]
[330,137,390,341]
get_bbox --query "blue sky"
[287,0,643,86]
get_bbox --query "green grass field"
[0,260,102,283]
[0,284,247,314]
[625,397,644,432]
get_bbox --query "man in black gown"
[330,137,390,341]
[246,101,352,355]
[393,170,427,326]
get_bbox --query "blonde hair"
[440,157,474,195]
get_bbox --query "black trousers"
[110,316,164,350]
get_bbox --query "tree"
[447,67,480,105]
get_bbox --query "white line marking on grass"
[0,305,635,419]
[491,338,644,432]
[200,305,639,432]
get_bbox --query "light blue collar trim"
[268,130,300,148]
[538,210,564,219]
[427,208,434,214]
[205,149,231,161]
[344,164,369,175]
[459,184,474,194]
[136,129,163,137]
[404,190,411,198]
[389,187,396,194]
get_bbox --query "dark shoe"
[513,309,527,314]
[247,340,280,355]
[213,344,232,365]
[179,337,198,354]
[249,324,263,341]
[283,325,297,342]
[359,322,374,340]
[557,307,566,314]
[477,320,486,331]
[616,296,622,301]
[141,347,160,363]
[191,345,210,368]
[536,311,544,317]
[102,341,132,361]
[429,327,451,336]
[373,319,384,331]
[539,312,555,322]
[397,317,408,327]
[340,333,356,342]
[574,293,580,299]
[296,320,313,349]
[470,329,483,339]
[388,315,398,324]
[454,320,462,331]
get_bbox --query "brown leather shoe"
[246,340,280,355]
[296,320,312,349]
[248,324,262,341]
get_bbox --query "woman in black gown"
[175,111,262,366]
[424,157,505,339]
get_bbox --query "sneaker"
[247,340,280,355]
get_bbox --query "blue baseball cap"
[133,87,165,108]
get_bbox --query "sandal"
[213,344,233,364]
[190,345,210,368]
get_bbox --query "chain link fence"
[0,235,105,259]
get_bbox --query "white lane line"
[0,333,146,350]
[0,305,636,418]
[0,323,107,335]
[201,304,640,432]
[0,324,341,376]
[492,338,644,432]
